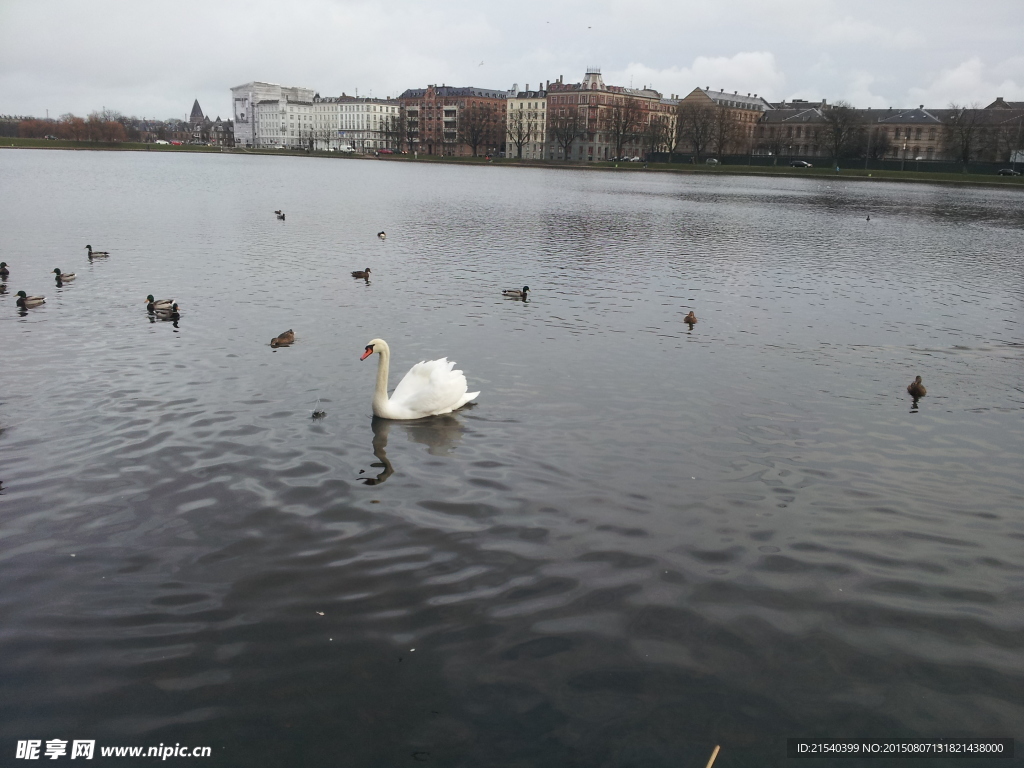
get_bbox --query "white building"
[251,91,402,152]
[231,81,315,147]
[506,85,547,159]
[311,95,402,153]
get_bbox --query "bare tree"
[382,112,407,152]
[548,106,586,161]
[863,126,892,159]
[677,101,716,162]
[943,103,985,169]
[457,103,499,157]
[506,105,533,159]
[710,108,740,157]
[607,98,643,159]
[820,101,862,160]
[640,113,672,159]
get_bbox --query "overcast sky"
[1,0,1022,120]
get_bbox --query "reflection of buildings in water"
[361,414,468,485]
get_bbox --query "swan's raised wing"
[389,358,478,418]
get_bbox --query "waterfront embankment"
[3,136,1022,189]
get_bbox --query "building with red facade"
[398,85,508,156]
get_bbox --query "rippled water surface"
[1,150,1023,767]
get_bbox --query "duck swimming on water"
[53,268,76,281]
[378,231,386,240]
[16,291,45,308]
[684,311,697,324]
[352,268,371,279]
[146,294,173,311]
[85,245,110,258]
[271,329,295,347]
[907,376,926,398]
[0,262,9,279]
[502,285,529,299]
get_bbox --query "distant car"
[789,160,813,167]
[338,146,356,153]
[378,148,394,154]
[154,139,170,145]
[170,141,183,145]
[996,168,1021,176]
[705,157,719,165]
[44,135,58,140]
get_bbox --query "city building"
[679,87,773,156]
[505,85,547,159]
[185,99,234,146]
[231,81,314,147]
[311,94,402,152]
[398,85,508,156]
[543,68,674,162]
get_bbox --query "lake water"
[1,150,1022,767]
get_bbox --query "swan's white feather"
[386,357,478,419]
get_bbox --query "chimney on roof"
[919,104,923,109]
[705,86,709,90]
[546,80,550,89]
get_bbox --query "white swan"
[360,338,479,420]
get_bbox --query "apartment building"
[506,85,547,159]
[231,81,314,147]
[399,85,508,156]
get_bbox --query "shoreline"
[4,141,1022,191]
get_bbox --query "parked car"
[338,146,356,153]
[44,135,58,140]
[170,141,183,146]
[378,148,394,154]
[996,168,1021,176]
[789,160,813,168]
[705,158,720,165]
[154,139,170,145]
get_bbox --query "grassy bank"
[4,138,1021,189]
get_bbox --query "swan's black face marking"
[360,344,375,361]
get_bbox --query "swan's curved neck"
[372,342,391,415]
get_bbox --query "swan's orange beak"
[360,347,374,361]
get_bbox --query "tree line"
[3,110,184,143]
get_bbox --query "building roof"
[508,90,547,99]
[691,88,772,110]
[986,97,1024,110]
[399,85,509,100]
[871,107,941,125]
[190,99,204,122]
[759,108,825,124]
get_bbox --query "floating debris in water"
[316,611,324,616]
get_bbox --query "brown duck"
[271,329,295,348]
[907,376,926,398]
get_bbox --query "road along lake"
[1,150,1022,766]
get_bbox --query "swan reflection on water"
[360,413,469,485]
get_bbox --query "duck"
[377,231,386,240]
[0,262,9,279]
[53,268,76,281]
[502,285,530,298]
[274,210,282,215]
[360,338,479,420]
[351,268,371,279]
[15,290,45,308]
[145,294,173,311]
[270,329,295,347]
[277,212,286,221]
[684,311,697,324]
[907,376,927,398]
[85,245,110,258]
[153,302,180,321]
